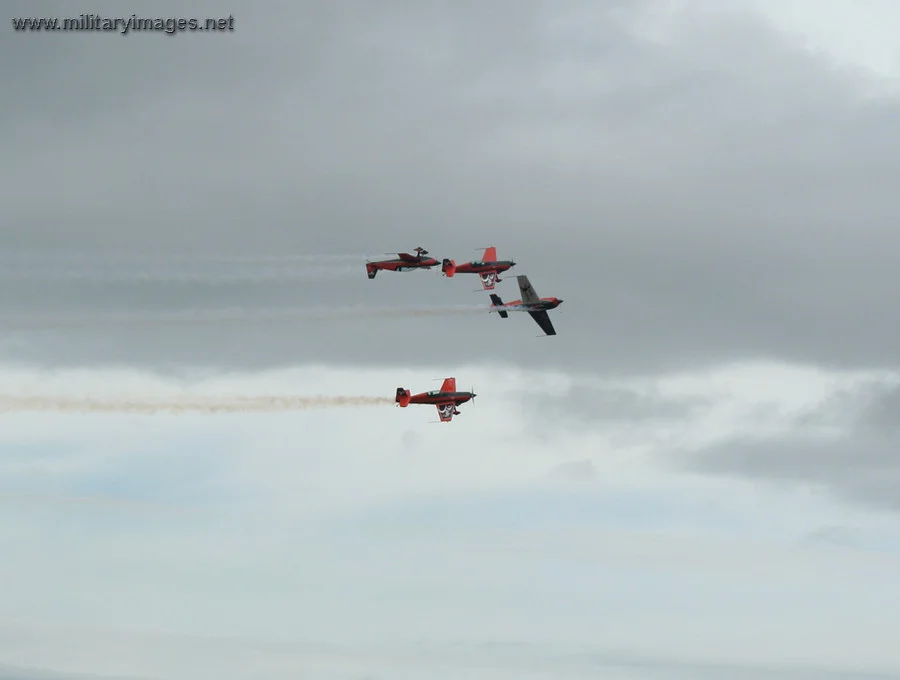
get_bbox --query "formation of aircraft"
[367,244,563,422]
[395,377,476,423]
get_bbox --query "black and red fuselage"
[440,246,515,290]
[395,388,475,407]
[366,247,439,279]
[395,377,475,422]
[491,296,563,313]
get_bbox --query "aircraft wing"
[529,310,556,336]
[479,271,499,290]
[481,246,497,263]
[435,403,455,422]
[439,377,456,393]
[517,275,541,305]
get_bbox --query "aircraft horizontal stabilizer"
[489,294,509,318]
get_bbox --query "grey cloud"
[803,525,864,549]
[546,458,596,481]
[0,664,143,680]
[856,382,900,435]
[559,650,900,680]
[523,381,708,425]
[3,646,898,680]
[681,380,900,511]
[3,0,337,130]
[4,1,900,374]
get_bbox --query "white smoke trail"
[0,266,447,284]
[0,394,394,414]
[0,251,389,285]
[0,262,366,284]
[0,252,369,265]
[1,304,494,330]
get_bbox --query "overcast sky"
[4,1,900,678]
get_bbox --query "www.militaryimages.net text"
[11,14,234,35]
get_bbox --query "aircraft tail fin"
[489,294,509,318]
[395,387,411,407]
[442,259,456,277]
[435,403,455,422]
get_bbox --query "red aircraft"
[366,247,439,279]
[395,377,476,423]
[441,246,516,290]
[488,274,563,336]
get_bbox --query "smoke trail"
[1,304,493,331]
[0,394,394,414]
[0,252,369,266]
[0,262,366,284]
[11,270,359,283]
[0,251,390,285]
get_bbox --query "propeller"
[470,386,476,403]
